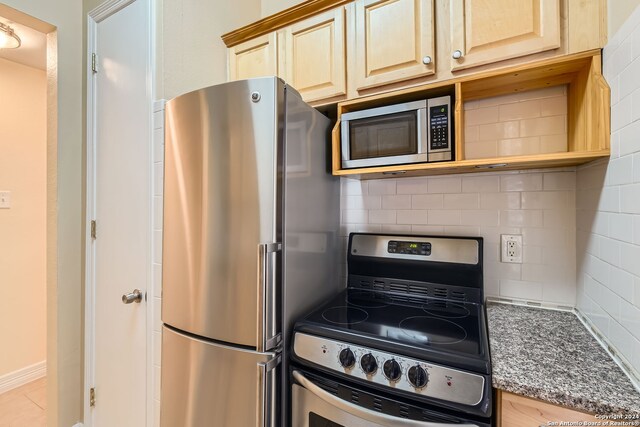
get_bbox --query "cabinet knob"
[452,50,463,60]
[422,55,432,65]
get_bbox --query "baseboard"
[0,360,46,394]
[72,423,84,427]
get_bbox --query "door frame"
[84,0,155,426]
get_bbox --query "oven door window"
[348,111,418,160]
[310,412,344,427]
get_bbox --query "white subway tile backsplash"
[466,106,499,125]
[428,210,461,225]
[609,266,636,300]
[382,195,411,209]
[342,179,368,196]
[599,237,621,267]
[521,191,568,210]
[634,153,640,182]
[500,279,543,301]
[341,169,575,304]
[368,180,397,195]
[621,242,640,277]
[621,183,640,213]
[479,121,520,140]
[462,175,500,193]
[607,155,634,185]
[443,193,479,209]
[498,99,540,121]
[369,210,397,224]
[619,120,640,156]
[443,225,481,236]
[381,224,412,233]
[397,178,428,194]
[397,210,429,225]
[543,172,576,191]
[520,115,565,137]
[612,94,632,131]
[501,210,543,227]
[610,213,634,243]
[428,177,462,193]
[460,210,500,227]
[412,194,444,209]
[342,210,368,224]
[342,195,382,210]
[501,173,543,192]
[480,193,521,209]
[411,225,444,234]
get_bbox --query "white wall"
[261,0,298,17]
[0,2,84,426]
[159,0,261,100]
[576,5,640,380]
[0,58,47,378]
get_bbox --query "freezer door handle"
[257,355,280,427]
[257,243,282,352]
[292,370,477,427]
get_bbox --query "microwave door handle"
[418,107,428,156]
[292,371,477,427]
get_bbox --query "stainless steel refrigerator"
[160,77,341,427]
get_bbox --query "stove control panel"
[293,332,485,406]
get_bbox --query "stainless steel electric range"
[290,233,492,427]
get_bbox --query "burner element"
[321,306,369,325]
[422,300,470,319]
[399,316,467,345]
[346,291,389,308]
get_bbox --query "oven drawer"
[291,370,488,427]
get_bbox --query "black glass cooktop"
[295,288,491,373]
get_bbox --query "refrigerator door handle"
[257,242,282,352]
[256,354,280,427]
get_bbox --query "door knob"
[122,289,143,304]
[452,50,463,59]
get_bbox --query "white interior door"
[88,0,152,426]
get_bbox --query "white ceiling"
[0,17,46,70]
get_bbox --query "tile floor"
[0,378,46,427]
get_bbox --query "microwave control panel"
[427,96,452,162]
[429,105,449,150]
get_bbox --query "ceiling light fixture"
[0,22,21,49]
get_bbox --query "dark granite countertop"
[486,301,640,416]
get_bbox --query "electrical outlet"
[0,191,10,209]
[501,234,522,264]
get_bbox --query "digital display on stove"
[387,240,431,255]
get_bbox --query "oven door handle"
[292,371,477,427]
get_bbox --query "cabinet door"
[281,8,346,103]
[352,0,435,92]
[450,0,561,71]
[228,33,278,81]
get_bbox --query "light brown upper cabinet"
[228,33,278,81]
[350,0,435,93]
[449,0,561,72]
[279,8,347,103]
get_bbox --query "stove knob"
[339,348,356,369]
[360,353,378,375]
[383,359,402,382]
[408,365,429,389]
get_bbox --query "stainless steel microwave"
[340,96,452,169]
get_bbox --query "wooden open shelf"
[332,50,610,178]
